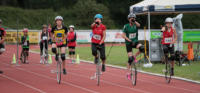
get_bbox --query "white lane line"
[4,50,200,93]
[29,51,200,92]
[31,50,200,84]
[0,62,99,93]
[29,51,149,93]
[1,61,147,93]
[69,72,150,93]
[16,67,99,93]
[0,74,46,93]
[70,64,200,93]
[79,59,200,84]
[104,71,200,93]
[18,67,148,93]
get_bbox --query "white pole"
[16,18,20,66]
[148,11,151,60]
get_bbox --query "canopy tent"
[130,0,200,61]
[130,0,200,14]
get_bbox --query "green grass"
[32,44,200,81]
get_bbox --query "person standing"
[51,16,68,75]
[161,17,177,76]
[40,24,49,64]
[20,28,30,64]
[0,19,6,74]
[67,25,77,63]
[122,13,145,80]
[91,14,106,72]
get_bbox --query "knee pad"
[69,51,72,55]
[72,51,75,55]
[128,56,133,65]
[25,51,29,56]
[139,45,145,53]
[170,54,175,61]
[61,54,65,61]
[92,51,97,57]
[100,56,106,61]
[52,48,57,54]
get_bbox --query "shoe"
[40,59,43,64]
[55,54,59,61]
[171,68,174,76]
[72,60,75,63]
[44,60,48,64]
[63,69,67,75]
[102,64,106,72]
[0,70,3,74]
[127,73,131,80]
[133,56,138,63]
[94,57,98,64]
[26,60,29,64]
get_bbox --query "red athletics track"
[0,45,200,93]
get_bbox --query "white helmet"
[55,16,63,21]
[69,25,75,28]
[165,17,173,23]
[128,13,136,19]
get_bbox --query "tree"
[62,0,115,29]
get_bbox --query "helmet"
[128,13,136,19]
[165,17,173,23]
[42,24,47,28]
[23,28,28,32]
[94,14,103,19]
[69,25,75,28]
[55,16,63,21]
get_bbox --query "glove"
[95,22,100,25]
[131,19,136,23]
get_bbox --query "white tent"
[130,0,200,61]
[130,0,200,14]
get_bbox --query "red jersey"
[67,31,76,47]
[162,27,174,45]
[0,27,6,40]
[91,24,106,44]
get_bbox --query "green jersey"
[21,35,29,48]
[122,23,138,44]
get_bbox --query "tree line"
[0,0,199,29]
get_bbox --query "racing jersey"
[91,24,106,44]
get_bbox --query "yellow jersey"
[51,26,68,45]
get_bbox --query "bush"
[0,6,56,29]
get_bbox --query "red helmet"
[23,28,28,32]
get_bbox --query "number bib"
[129,33,136,39]
[164,37,172,43]
[42,36,48,40]
[55,37,63,43]
[93,34,101,40]
[24,41,28,46]
[55,33,63,43]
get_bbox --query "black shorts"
[68,46,75,49]
[126,42,139,52]
[91,43,106,60]
[163,44,174,55]
[23,48,29,51]
[0,44,5,49]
